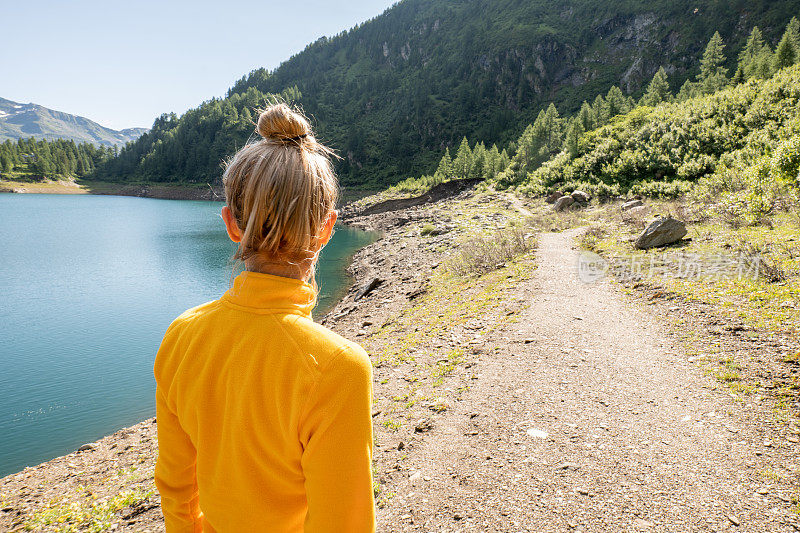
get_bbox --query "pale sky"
[1,0,398,130]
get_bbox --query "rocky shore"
[0,177,225,201]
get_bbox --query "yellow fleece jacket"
[153,271,375,532]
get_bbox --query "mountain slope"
[0,97,147,147]
[97,0,800,187]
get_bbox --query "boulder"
[546,191,564,204]
[626,205,649,217]
[553,195,575,212]
[571,190,591,203]
[355,277,383,300]
[635,216,688,249]
[621,199,644,211]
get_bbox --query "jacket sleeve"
[299,344,375,532]
[153,323,204,533]
[155,387,204,533]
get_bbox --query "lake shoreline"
[0,178,380,204]
[0,177,224,201]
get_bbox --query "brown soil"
[346,178,484,216]
[1,190,798,532]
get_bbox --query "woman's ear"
[221,206,243,243]
[318,210,338,248]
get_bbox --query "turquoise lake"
[0,193,376,477]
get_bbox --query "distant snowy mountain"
[0,97,147,147]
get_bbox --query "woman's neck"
[244,259,313,282]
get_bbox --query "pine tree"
[732,66,745,85]
[699,31,728,94]
[774,18,800,71]
[676,80,699,101]
[485,144,502,178]
[434,148,453,179]
[639,67,671,106]
[578,101,595,131]
[564,119,584,159]
[452,137,473,179]
[592,94,607,125]
[787,17,800,52]
[756,49,775,79]
[738,27,766,79]
[605,86,627,119]
[470,142,486,179]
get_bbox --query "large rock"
[546,191,564,204]
[553,195,575,212]
[635,216,688,249]
[571,190,591,203]
[621,199,644,211]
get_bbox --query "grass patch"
[24,489,154,533]
[381,418,401,431]
[420,223,437,236]
[447,226,534,276]
[580,203,800,336]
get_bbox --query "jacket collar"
[221,270,316,317]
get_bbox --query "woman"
[153,103,375,532]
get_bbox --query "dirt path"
[379,229,799,532]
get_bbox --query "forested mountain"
[94,0,800,187]
[377,15,800,229]
[0,98,146,147]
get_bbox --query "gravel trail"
[380,229,799,532]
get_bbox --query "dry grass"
[447,226,535,276]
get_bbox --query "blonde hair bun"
[257,103,311,141]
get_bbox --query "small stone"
[429,397,449,413]
[576,487,590,495]
[453,513,462,521]
[527,428,549,439]
[409,471,421,484]
[622,199,644,211]
[397,441,405,451]
[361,321,373,327]
[77,444,95,452]
[557,462,581,471]
[633,518,654,528]
[414,418,434,433]
[727,515,740,526]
